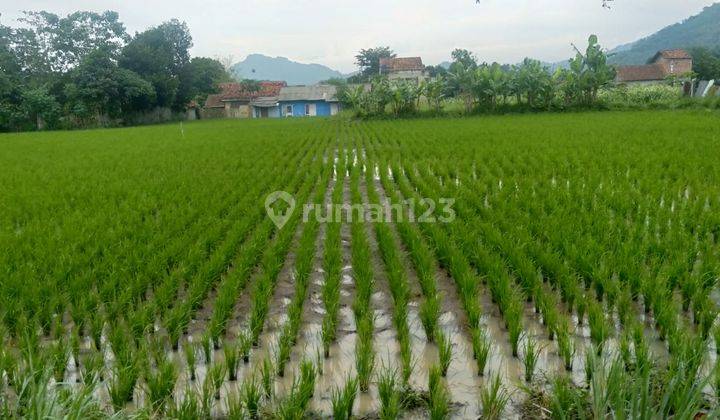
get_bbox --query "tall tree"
[0,18,23,130]
[13,11,128,75]
[354,47,395,81]
[119,19,192,109]
[557,35,614,106]
[689,47,720,81]
[65,46,154,123]
[450,49,477,72]
[176,57,229,108]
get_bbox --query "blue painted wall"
[316,102,331,116]
[278,100,333,117]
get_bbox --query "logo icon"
[265,191,296,229]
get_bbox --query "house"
[615,49,693,85]
[379,57,426,83]
[277,85,340,117]
[251,97,281,118]
[204,81,286,118]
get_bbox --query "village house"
[203,81,286,118]
[615,49,693,85]
[379,57,427,83]
[277,85,340,117]
[204,83,340,119]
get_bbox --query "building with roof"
[277,85,340,117]
[250,97,281,118]
[379,57,426,83]
[203,81,286,118]
[615,49,693,85]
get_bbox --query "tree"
[473,62,509,109]
[450,49,477,72]
[425,65,448,78]
[13,11,128,75]
[689,47,720,81]
[447,62,476,113]
[354,47,395,81]
[563,35,615,106]
[21,87,60,129]
[65,47,154,124]
[0,19,24,130]
[176,57,229,109]
[423,77,446,113]
[515,58,553,108]
[389,80,422,116]
[119,19,192,109]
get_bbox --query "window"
[305,104,311,116]
[285,105,293,117]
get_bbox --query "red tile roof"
[204,94,224,108]
[217,81,286,101]
[616,64,666,83]
[654,49,692,61]
[380,57,424,73]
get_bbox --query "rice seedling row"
[371,159,485,416]
[3,112,720,418]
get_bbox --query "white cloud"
[1,0,716,72]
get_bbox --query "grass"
[377,366,401,420]
[260,357,274,399]
[2,111,720,417]
[522,337,541,383]
[224,341,240,382]
[331,375,358,420]
[480,372,511,420]
[437,330,453,377]
[144,358,177,413]
[183,342,197,381]
[427,365,451,419]
[240,375,262,419]
[471,327,492,376]
[419,294,441,343]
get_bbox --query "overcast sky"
[1,0,716,72]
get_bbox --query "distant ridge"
[230,54,344,86]
[608,3,720,65]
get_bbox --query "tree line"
[340,35,620,117]
[0,11,230,131]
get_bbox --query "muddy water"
[374,173,484,418]
[310,163,382,417]
[355,173,404,415]
[278,175,336,412]
[224,262,263,341]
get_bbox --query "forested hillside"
[609,3,720,64]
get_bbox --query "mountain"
[608,3,720,65]
[230,54,344,86]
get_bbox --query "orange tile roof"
[217,81,287,101]
[616,64,666,82]
[204,94,224,108]
[380,57,424,73]
[654,49,692,60]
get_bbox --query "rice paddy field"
[1,110,720,419]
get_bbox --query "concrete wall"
[623,80,665,87]
[252,106,280,118]
[388,70,427,83]
[224,101,251,118]
[200,108,226,119]
[279,101,336,117]
[656,57,693,76]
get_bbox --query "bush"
[599,84,683,110]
